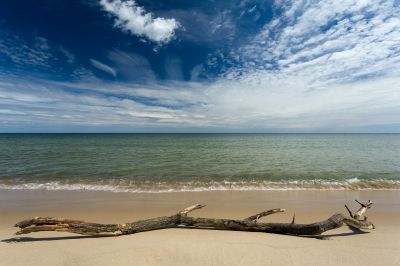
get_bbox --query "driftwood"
[14,200,375,239]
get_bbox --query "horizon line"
[1,132,400,134]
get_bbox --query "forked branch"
[13,200,375,239]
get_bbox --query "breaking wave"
[1,177,400,193]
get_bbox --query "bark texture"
[14,200,375,238]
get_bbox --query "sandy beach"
[0,189,399,266]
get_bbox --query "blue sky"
[1,0,400,132]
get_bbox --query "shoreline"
[1,189,400,265]
[1,177,400,192]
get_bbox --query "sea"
[0,133,399,192]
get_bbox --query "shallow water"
[0,133,399,192]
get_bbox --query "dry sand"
[1,189,399,266]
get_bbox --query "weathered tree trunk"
[14,200,375,239]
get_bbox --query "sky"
[0,0,400,132]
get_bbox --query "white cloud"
[202,0,400,129]
[100,0,180,44]
[0,77,208,131]
[106,50,156,81]
[90,59,116,77]
[60,47,76,64]
[2,0,400,132]
[232,0,400,84]
[0,32,52,70]
[0,27,81,77]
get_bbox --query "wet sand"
[1,189,400,265]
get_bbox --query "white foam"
[0,178,400,193]
[346,177,360,183]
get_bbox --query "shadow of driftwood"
[347,225,370,233]
[2,224,370,243]
[320,226,370,239]
[321,231,369,238]
[2,235,105,243]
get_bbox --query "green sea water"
[0,133,399,192]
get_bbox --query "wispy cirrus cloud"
[202,0,400,129]
[100,0,180,44]
[0,29,53,72]
[90,59,116,77]
[229,0,400,85]
[0,73,208,128]
[0,26,91,80]
[1,0,400,132]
